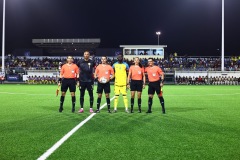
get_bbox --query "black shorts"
[130,80,143,92]
[148,81,161,95]
[97,82,110,94]
[80,82,93,92]
[61,78,76,92]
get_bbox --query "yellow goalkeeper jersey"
[112,62,129,86]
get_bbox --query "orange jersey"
[145,66,164,82]
[95,64,114,81]
[60,63,79,78]
[129,65,144,80]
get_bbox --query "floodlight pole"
[156,32,161,46]
[221,0,224,71]
[2,0,6,74]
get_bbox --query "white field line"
[141,93,240,97]
[37,96,115,160]
[168,87,240,91]
[0,91,240,97]
[0,91,53,96]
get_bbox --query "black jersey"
[77,59,96,83]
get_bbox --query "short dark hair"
[84,51,90,54]
[148,58,153,61]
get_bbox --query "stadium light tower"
[1,0,6,74]
[221,0,224,71]
[156,31,161,45]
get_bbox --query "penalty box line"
[37,96,115,160]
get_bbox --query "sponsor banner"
[0,72,5,77]
[7,74,19,81]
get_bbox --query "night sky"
[0,0,240,56]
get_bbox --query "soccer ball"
[100,77,107,83]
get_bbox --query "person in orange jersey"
[94,56,114,113]
[145,58,165,114]
[127,57,146,113]
[58,56,79,113]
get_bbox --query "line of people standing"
[58,51,166,114]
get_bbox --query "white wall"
[23,71,59,81]
[175,71,240,78]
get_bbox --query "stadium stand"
[175,75,240,85]
[1,55,240,84]
[2,56,240,71]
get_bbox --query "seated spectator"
[26,75,58,84]
[209,76,213,85]
[204,76,208,85]
[188,76,193,85]
[0,76,5,84]
[216,76,220,85]
[234,77,238,85]
[182,76,186,84]
[197,76,202,85]
[192,76,196,85]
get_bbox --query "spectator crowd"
[1,55,240,84]
[175,75,240,85]
[26,75,58,84]
[2,56,240,72]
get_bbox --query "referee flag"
[56,86,60,97]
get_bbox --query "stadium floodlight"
[156,32,161,46]
[1,0,6,74]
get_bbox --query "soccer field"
[0,84,240,160]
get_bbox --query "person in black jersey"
[77,51,96,113]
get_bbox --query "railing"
[1,66,240,73]
[163,67,240,73]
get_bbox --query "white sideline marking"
[1,91,240,97]
[37,96,115,160]
[0,91,52,96]
[141,93,240,97]
[171,87,240,91]
[167,93,240,97]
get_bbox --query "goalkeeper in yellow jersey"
[112,55,129,113]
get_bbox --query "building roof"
[32,38,101,55]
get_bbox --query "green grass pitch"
[0,84,240,160]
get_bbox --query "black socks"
[159,97,165,114]
[90,97,94,108]
[138,98,141,110]
[148,97,153,111]
[106,98,110,110]
[59,96,65,112]
[80,97,84,108]
[72,96,76,112]
[97,98,101,110]
[131,98,134,111]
